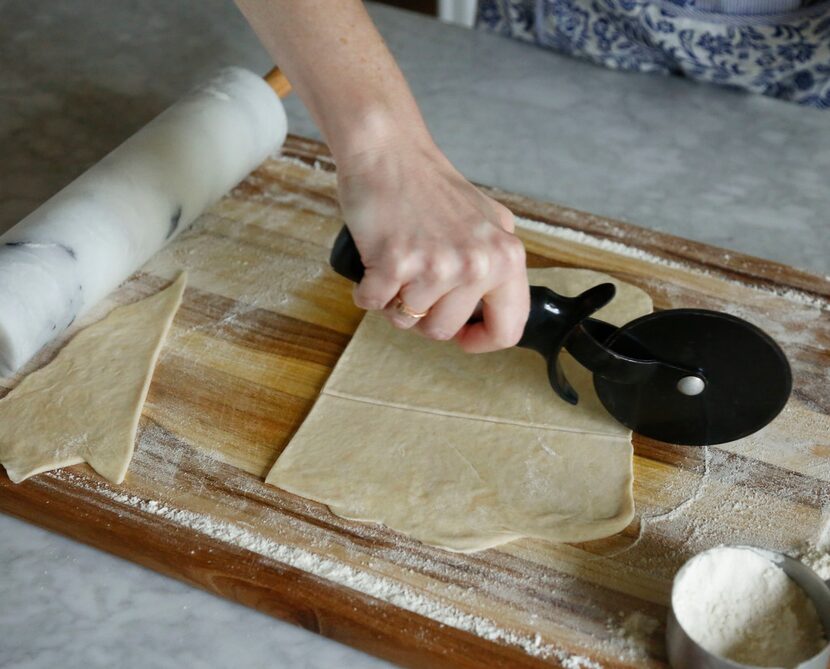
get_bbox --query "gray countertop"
[1,2,827,668]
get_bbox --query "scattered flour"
[271,153,332,172]
[672,546,826,668]
[604,611,660,661]
[514,216,830,310]
[48,470,602,668]
[795,541,830,581]
[266,153,830,312]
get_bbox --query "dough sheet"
[268,268,652,552]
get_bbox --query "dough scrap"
[268,268,652,552]
[0,273,186,484]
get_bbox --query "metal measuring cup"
[666,545,830,669]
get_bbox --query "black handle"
[330,226,366,283]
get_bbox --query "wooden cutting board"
[2,135,829,669]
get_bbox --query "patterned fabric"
[476,0,830,107]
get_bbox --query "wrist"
[327,105,437,171]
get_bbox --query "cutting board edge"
[0,470,604,669]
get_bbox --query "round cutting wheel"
[593,309,792,446]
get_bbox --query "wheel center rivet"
[677,376,706,396]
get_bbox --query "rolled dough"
[0,273,186,484]
[267,268,652,552]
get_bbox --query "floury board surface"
[1,135,829,668]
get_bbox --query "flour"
[795,541,830,581]
[800,546,830,581]
[46,469,603,668]
[514,216,830,310]
[673,546,826,668]
[604,611,660,661]
[265,153,830,314]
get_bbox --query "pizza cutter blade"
[329,226,792,446]
[515,280,791,445]
[590,309,792,445]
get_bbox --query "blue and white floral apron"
[476,0,830,107]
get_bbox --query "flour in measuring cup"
[672,546,825,668]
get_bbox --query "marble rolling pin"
[0,66,290,376]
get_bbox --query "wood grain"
[2,134,828,669]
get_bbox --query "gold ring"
[394,296,429,320]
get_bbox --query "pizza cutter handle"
[329,226,582,327]
[330,225,367,283]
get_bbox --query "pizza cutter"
[330,226,792,446]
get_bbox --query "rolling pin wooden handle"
[265,66,292,99]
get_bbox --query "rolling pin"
[0,66,293,376]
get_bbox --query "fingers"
[455,268,530,353]
[352,243,421,311]
[416,234,527,347]
[416,285,484,341]
[367,230,528,350]
[352,272,401,312]
[388,281,449,330]
[391,247,488,330]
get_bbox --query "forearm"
[235,0,433,162]
[236,0,529,353]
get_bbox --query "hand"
[337,135,529,353]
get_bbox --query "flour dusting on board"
[269,154,331,173]
[47,469,602,667]
[515,217,829,310]
[261,154,830,312]
[794,515,830,580]
[604,612,661,661]
[798,543,830,580]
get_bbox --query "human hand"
[337,134,529,353]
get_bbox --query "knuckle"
[385,263,406,282]
[380,253,409,282]
[460,248,490,282]
[497,235,526,267]
[382,237,406,259]
[380,239,408,270]
[424,251,453,282]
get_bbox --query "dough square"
[267,268,652,552]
